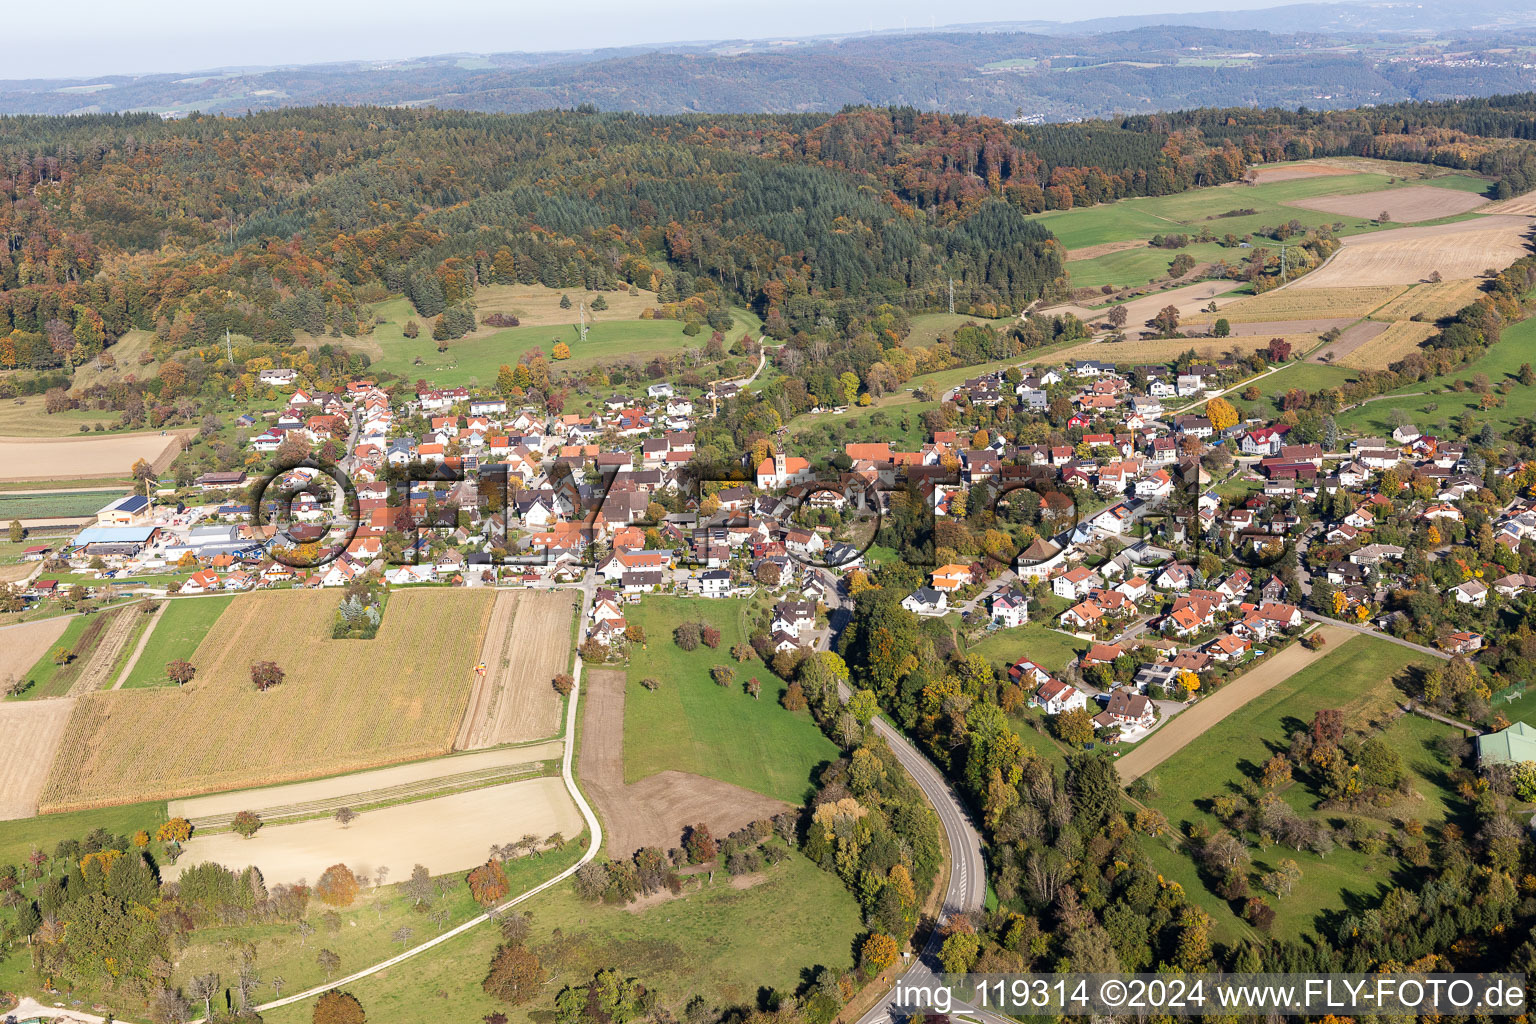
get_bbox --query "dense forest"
[0,102,1260,376]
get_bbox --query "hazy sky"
[11,0,1324,80]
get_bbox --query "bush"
[674,622,700,651]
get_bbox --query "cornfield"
[1187,285,1408,324]
[1335,320,1439,370]
[40,588,495,812]
[1368,279,1484,323]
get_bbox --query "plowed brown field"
[580,668,788,859]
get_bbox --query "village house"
[990,591,1029,628]
[1033,678,1087,715]
[901,587,948,615]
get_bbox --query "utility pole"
[225,328,233,364]
[947,277,955,315]
[578,303,588,342]
[1279,245,1288,283]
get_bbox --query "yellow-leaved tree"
[1206,396,1238,431]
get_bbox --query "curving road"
[822,592,995,1024]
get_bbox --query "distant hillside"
[5,1,1536,120]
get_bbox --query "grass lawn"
[1495,685,1536,726]
[962,594,1082,676]
[121,594,235,688]
[623,597,838,804]
[1141,635,1438,936]
[1065,242,1231,290]
[260,849,862,1024]
[1334,314,1536,436]
[319,289,763,387]
[786,336,1085,445]
[0,834,585,1017]
[1238,362,1357,417]
[0,799,167,868]
[0,401,126,437]
[904,312,1016,348]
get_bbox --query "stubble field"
[1282,185,1488,222]
[39,588,494,811]
[0,699,75,819]
[0,431,184,483]
[1367,279,1486,321]
[1295,216,1534,288]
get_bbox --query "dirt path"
[111,599,165,689]
[457,589,573,748]
[580,668,789,859]
[1116,626,1353,783]
[0,699,74,819]
[66,604,140,696]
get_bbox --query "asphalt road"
[821,587,996,1024]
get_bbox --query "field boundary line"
[112,601,166,689]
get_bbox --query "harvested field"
[0,700,75,819]
[1064,239,1147,261]
[163,776,582,886]
[1368,279,1485,321]
[581,668,789,860]
[1479,194,1536,216]
[1116,627,1351,783]
[1295,216,1535,288]
[0,616,69,682]
[39,588,495,811]
[456,589,573,749]
[1188,284,1407,323]
[1249,162,1361,183]
[1335,320,1439,370]
[0,431,185,483]
[1309,320,1389,364]
[1052,334,1298,365]
[1283,185,1488,222]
